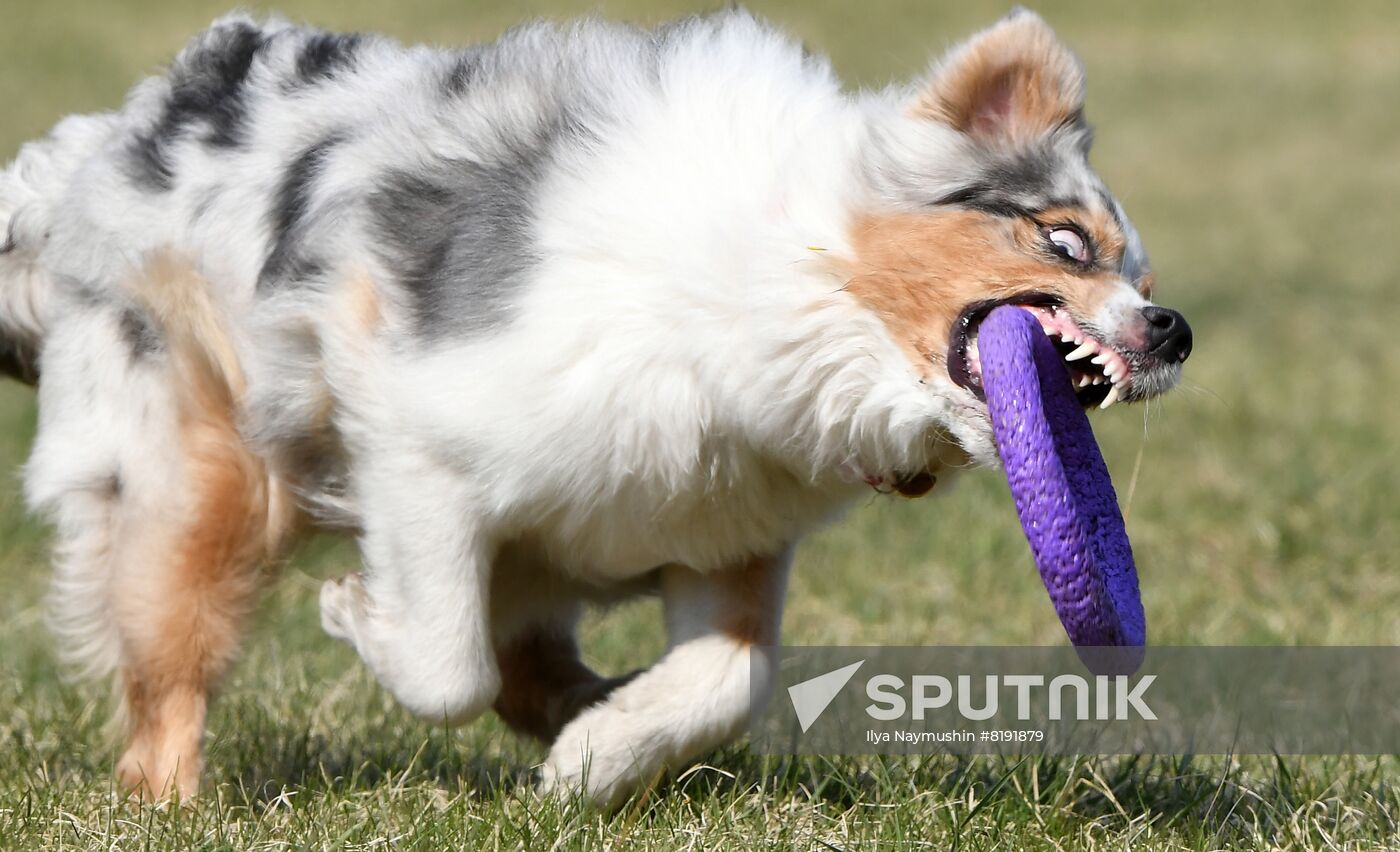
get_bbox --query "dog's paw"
[540,703,660,808]
[319,573,366,644]
[116,743,200,804]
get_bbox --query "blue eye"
[1046,227,1090,264]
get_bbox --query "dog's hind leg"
[108,400,291,801]
[108,466,277,799]
[541,550,792,806]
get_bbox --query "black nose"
[1141,306,1192,363]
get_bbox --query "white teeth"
[1092,376,1106,385]
[1065,341,1097,361]
[1099,384,1121,409]
[1091,353,1111,366]
[1042,325,1056,336]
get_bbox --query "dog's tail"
[128,252,299,560]
[87,254,299,749]
[0,113,121,384]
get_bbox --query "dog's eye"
[1045,227,1091,264]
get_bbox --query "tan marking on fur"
[346,270,383,334]
[838,210,1128,376]
[915,13,1084,141]
[717,553,788,646]
[305,269,384,436]
[494,627,638,742]
[113,252,300,800]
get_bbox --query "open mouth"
[947,294,1134,410]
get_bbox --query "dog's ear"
[915,9,1085,144]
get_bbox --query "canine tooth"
[1099,384,1121,409]
[1042,325,1056,336]
[1065,341,1097,361]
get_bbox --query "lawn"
[2,0,1399,848]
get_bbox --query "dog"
[0,8,1191,804]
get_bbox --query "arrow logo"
[787,660,865,732]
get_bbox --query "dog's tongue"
[978,306,1145,649]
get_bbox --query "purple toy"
[978,306,1146,649]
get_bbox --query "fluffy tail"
[129,252,299,559]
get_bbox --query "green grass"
[3,0,1400,848]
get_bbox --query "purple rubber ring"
[979,306,1146,651]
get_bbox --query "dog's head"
[845,10,1191,465]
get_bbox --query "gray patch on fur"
[1095,187,1123,225]
[293,31,364,86]
[369,164,535,338]
[935,136,1091,217]
[977,149,1060,207]
[124,19,271,191]
[118,307,163,358]
[441,49,483,97]
[367,114,578,339]
[358,17,694,339]
[259,133,345,291]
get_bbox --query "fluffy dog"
[0,8,1191,804]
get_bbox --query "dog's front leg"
[320,453,501,725]
[541,549,792,806]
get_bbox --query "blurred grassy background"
[2,0,1399,848]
